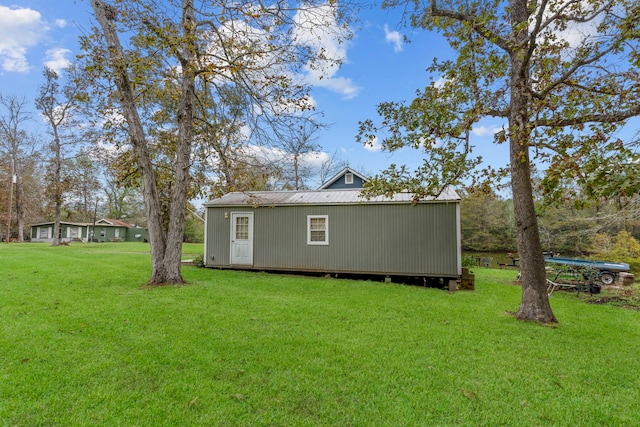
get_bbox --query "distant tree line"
[461,186,640,269]
[0,68,347,245]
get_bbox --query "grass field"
[1,242,639,426]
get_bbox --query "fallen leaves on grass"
[462,388,478,401]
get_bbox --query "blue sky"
[0,0,511,183]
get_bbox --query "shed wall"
[205,202,460,277]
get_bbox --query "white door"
[230,212,253,265]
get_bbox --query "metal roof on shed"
[205,187,460,207]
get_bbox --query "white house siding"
[31,226,51,243]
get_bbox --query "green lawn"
[1,243,639,426]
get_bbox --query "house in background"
[319,166,368,190]
[203,168,462,285]
[30,218,148,243]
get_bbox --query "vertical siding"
[205,208,234,265]
[205,202,460,277]
[325,174,366,189]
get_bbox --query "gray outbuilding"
[203,186,462,282]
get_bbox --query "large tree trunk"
[509,0,557,323]
[510,140,556,323]
[92,0,168,285]
[162,0,196,284]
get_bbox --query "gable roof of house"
[205,187,459,207]
[31,218,141,228]
[318,166,368,190]
[31,220,91,227]
[95,218,135,227]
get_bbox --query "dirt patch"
[587,295,640,310]
[589,296,627,304]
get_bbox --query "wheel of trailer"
[600,272,615,285]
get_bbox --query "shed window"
[235,216,249,239]
[345,173,354,184]
[307,215,328,245]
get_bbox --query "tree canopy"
[36,65,91,246]
[359,0,640,322]
[84,0,355,285]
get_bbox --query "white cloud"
[39,104,88,134]
[101,108,127,129]
[472,125,503,137]
[0,6,49,73]
[533,1,602,50]
[300,150,330,168]
[364,136,382,152]
[311,75,359,100]
[201,3,359,111]
[273,94,318,116]
[293,4,360,99]
[384,24,403,53]
[45,48,71,74]
[245,144,333,172]
[55,19,67,29]
[433,76,450,89]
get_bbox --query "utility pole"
[5,159,15,243]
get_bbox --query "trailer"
[544,256,630,285]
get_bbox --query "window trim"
[307,215,329,245]
[38,227,50,239]
[345,172,354,184]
